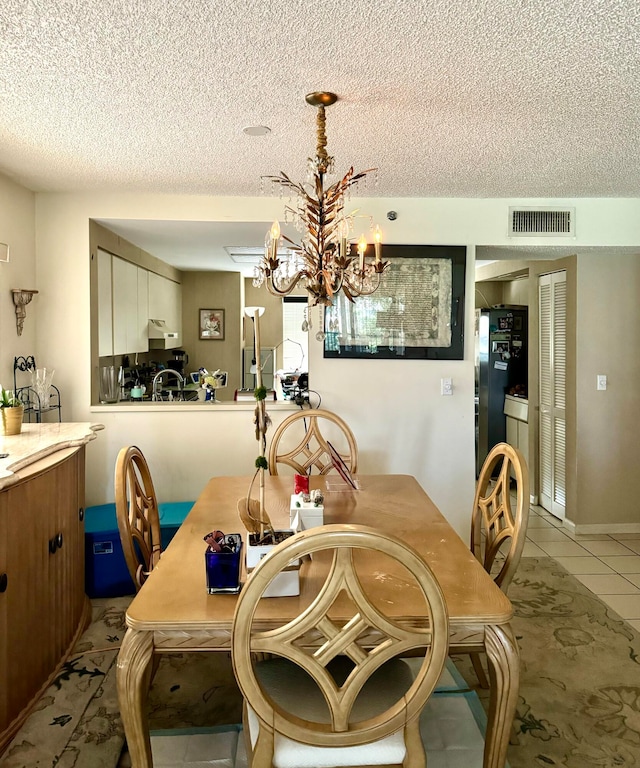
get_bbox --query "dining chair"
[267,408,358,476]
[232,524,449,768]
[468,441,530,687]
[114,445,162,591]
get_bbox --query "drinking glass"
[99,366,119,404]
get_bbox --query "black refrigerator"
[476,306,528,475]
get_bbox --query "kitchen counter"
[0,421,103,489]
[90,400,299,412]
[504,394,528,422]
[503,396,529,480]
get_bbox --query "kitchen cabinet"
[137,268,149,351]
[504,395,529,479]
[97,248,181,357]
[148,272,182,347]
[99,252,149,357]
[0,426,98,753]
[97,248,113,356]
[112,257,149,355]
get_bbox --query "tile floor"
[523,503,640,632]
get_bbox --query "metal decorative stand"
[13,356,62,423]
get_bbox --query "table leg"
[116,628,155,768]
[483,623,519,768]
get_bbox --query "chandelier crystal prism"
[254,92,389,307]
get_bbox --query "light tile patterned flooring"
[523,504,640,632]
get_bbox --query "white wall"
[32,192,640,539]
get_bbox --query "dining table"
[116,474,519,768]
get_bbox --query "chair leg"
[471,651,490,689]
[150,652,161,683]
[402,718,426,768]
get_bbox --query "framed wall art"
[199,308,225,340]
[323,245,466,360]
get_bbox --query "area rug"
[453,556,640,767]
[0,598,129,768]
[146,660,488,768]
[3,556,640,767]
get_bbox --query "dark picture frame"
[199,308,225,340]
[323,245,466,360]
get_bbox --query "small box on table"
[289,494,324,532]
[246,530,300,597]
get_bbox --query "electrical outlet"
[441,377,453,396]
[597,374,607,391]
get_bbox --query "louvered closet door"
[539,271,567,519]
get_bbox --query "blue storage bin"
[84,501,194,598]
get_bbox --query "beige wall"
[0,175,36,389]
[181,271,242,398]
[474,281,502,308]
[20,184,640,538]
[575,252,640,528]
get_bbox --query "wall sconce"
[11,289,38,336]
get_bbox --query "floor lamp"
[244,305,265,389]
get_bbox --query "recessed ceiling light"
[243,125,271,136]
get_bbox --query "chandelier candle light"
[255,92,389,307]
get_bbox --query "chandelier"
[253,92,389,307]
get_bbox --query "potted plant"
[1,386,25,435]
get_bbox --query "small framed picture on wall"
[199,309,225,340]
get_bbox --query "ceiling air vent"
[509,207,575,237]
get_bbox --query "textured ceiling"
[1,0,640,198]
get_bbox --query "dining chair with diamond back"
[115,445,162,591]
[231,524,449,768]
[467,442,529,687]
[267,408,358,476]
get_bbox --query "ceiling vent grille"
[509,207,575,237]
[226,245,296,264]
[226,246,263,264]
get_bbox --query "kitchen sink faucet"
[151,369,185,401]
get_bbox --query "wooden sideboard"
[0,423,102,753]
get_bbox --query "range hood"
[148,319,180,350]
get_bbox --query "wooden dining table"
[116,474,518,768]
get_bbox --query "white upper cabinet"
[112,257,137,355]
[136,268,149,352]
[97,248,113,357]
[97,251,181,356]
[111,256,151,355]
[148,272,182,348]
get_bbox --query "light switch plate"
[597,374,607,390]
[441,377,453,396]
